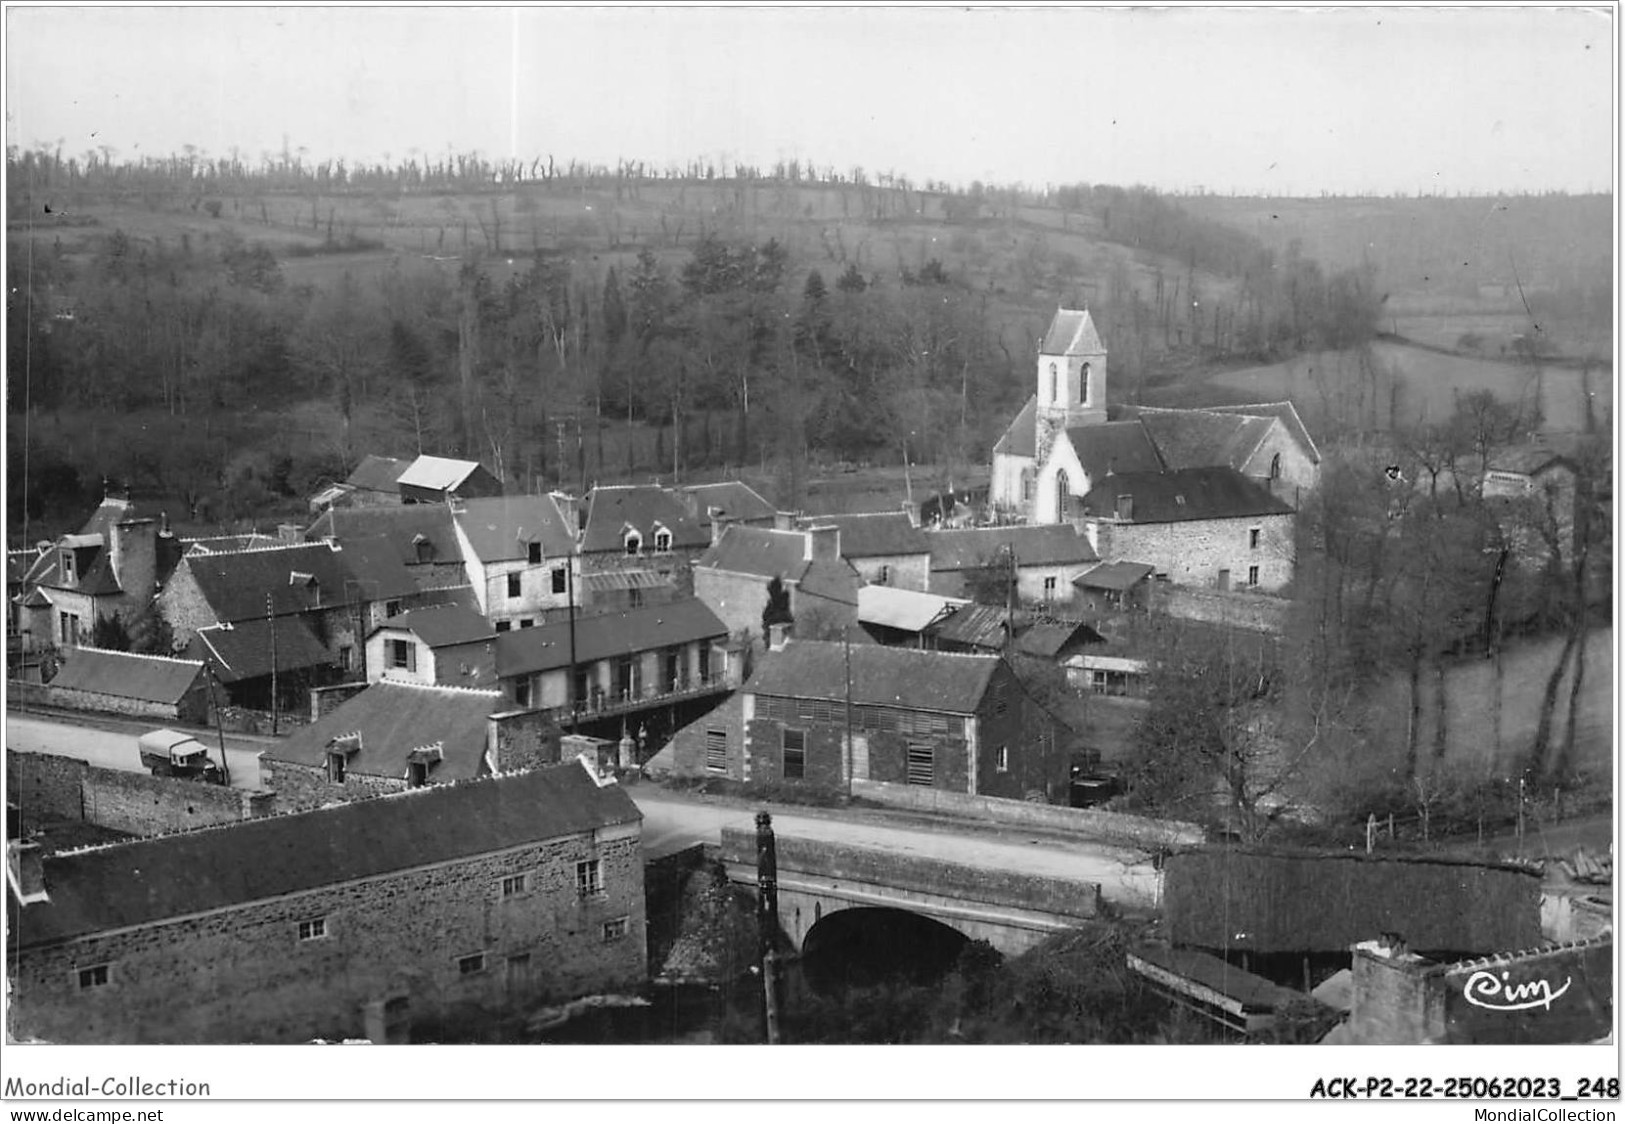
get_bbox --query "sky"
[4,5,1615,196]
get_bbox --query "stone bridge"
[719,825,1104,957]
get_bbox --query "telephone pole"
[267,593,278,736]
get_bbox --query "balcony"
[561,672,729,721]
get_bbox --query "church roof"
[1064,421,1165,481]
[992,395,1038,460]
[1079,467,1293,524]
[1203,401,1322,464]
[1136,409,1273,473]
[1041,308,1105,356]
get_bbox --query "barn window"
[705,729,728,773]
[906,742,935,786]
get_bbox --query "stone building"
[692,523,861,643]
[306,503,469,592]
[449,494,578,629]
[657,638,1074,803]
[797,511,931,591]
[6,763,645,1044]
[260,680,559,811]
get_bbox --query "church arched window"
[1048,362,1058,404]
[1080,362,1091,405]
[1269,453,1282,480]
[1055,468,1070,523]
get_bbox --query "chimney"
[773,510,796,531]
[111,518,159,602]
[277,522,303,544]
[768,623,789,651]
[900,501,920,529]
[710,509,733,547]
[805,525,840,563]
[6,841,47,902]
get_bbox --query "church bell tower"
[1034,307,1108,471]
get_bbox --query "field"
[1205,339,1609,436]
[1369,627,1612,785]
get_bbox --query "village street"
[6,711,268,789]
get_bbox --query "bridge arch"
[799,906,973,992]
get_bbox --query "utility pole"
[202,664,232,787]
[565,554,579,729]
[267,593,278,737]
[843,625,854,797]
[755,811,781,1044]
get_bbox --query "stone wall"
[9,822,646,1044]
[1101,512,1296,592]
[1152,585,1290,634]
[658,694,748,779]
[7,749,88,823]
[488,708,562,773]
[309,682,369,720]
[850,778,1205,850]
[7,750,274,837]
[262,759,407,813]
[720,828,1101,923]
[81,769,275,837]
[850,553,930,593]
[693,567,771,640]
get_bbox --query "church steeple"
[1034,307,1108,471]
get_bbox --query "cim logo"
[1462,969,1573,1013]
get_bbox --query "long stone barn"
[6,762,645,1044]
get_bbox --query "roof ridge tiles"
[66,645,204,668]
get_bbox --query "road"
[629,787,1161,910]
[6,713,268,790]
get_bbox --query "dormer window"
[1116,494,1134,521]
[527,541,543,564]
[413,534,434,564]
[60,549,75,584]
[653,525,672,554]
[624,530,642,556]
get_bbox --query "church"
[989,309,1321,593]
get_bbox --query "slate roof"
[10,763,640,949]
[494,598,728,678]
[178,538,417,622]
[991,395,1038,460]
[372,604,495,648]
[1014,620,1106,660]
[1075,561,1156,591]
[191,617,334,683]
[263,681,507,781]
[46,647,204,704]
[1487,445,1575,476]
[797,512,928,558]
[927,525,1098,570]
[1164,847,1544,955]
[580,486,708,554]
[1131,943,1332,1017]
[307,504,461,566]
[1204,402,1322,464]
[746,640,1000,714]
[1079,467,1294,524]
[929,603,1012,650]
[345,454,412,493]
[1040,308,1105,356]
[397,455,484,492]
[697,526,813,580]
[23,498,139,588]
[453,494,575,562]
[1135,409,1273,474]
[682,481,777,525]
[857,586,966,633]
[1064,421,1165,481]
